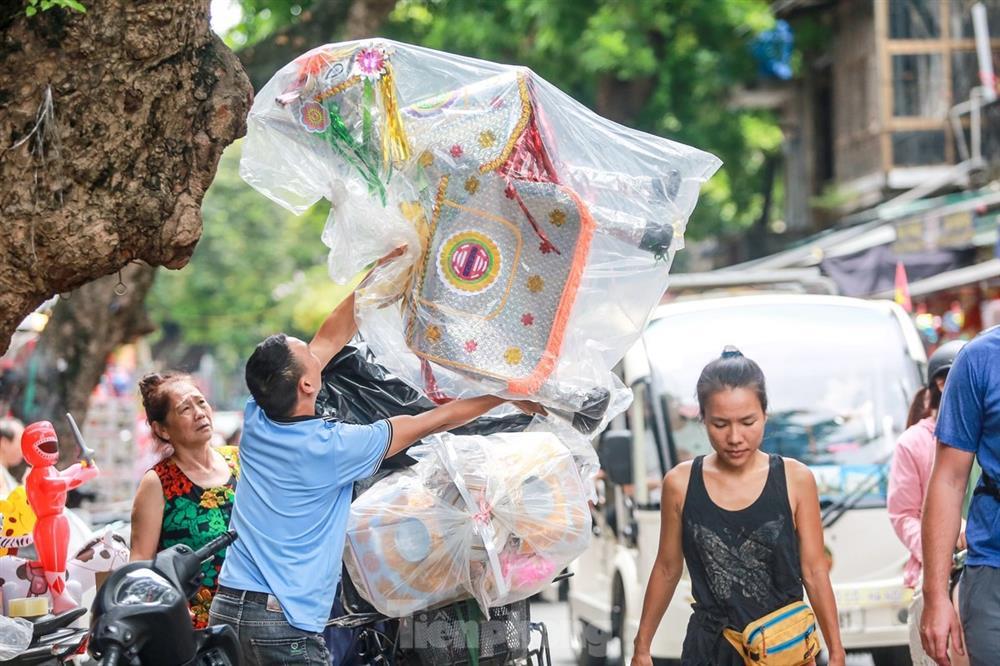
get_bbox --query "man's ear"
[299,374,316,396]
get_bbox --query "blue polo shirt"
[219,398,392,632]
[935,327,1000,568]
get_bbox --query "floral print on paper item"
[300,101,330,133]
[355,48,387,80]
[479,130,496,149]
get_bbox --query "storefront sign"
[893,212,974,254]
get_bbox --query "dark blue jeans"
[209,587,331,666]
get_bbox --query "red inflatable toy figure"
[21,421,99,613]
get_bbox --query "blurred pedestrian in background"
[888,340,967,666]
[0,416,24,496]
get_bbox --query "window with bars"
[892,53,947,116]
[884,0,1000,168]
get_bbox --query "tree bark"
[0,1,252,354]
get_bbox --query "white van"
[568,294,926,666]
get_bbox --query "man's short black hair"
[245,334,302,420]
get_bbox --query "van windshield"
[643,300,922,504]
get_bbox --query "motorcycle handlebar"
[193,530,237,562]
[100,643,122,666]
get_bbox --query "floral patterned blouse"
[152,446,239,629]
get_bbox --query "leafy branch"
[24,0,87,18]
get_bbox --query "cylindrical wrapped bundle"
[343,431,591,617]
[241,39,721,430]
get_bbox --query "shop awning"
[873,258,1000,299]
[722,186,1000,272]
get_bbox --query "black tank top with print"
[679,454,804,665]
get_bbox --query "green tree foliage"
[23,0,86,17]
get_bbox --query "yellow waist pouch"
[722,601,820,666]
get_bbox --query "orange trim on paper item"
[507,186,596,395]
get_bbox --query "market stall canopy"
[723,186,1000,272]
[872,258,1000,299]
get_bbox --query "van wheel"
[573,619,609,666]
[870,646,911,666]
[610,578,629,666]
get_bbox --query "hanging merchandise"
[242,39,721,427]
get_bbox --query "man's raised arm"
[309,292,357,368]
[386,397,546,458]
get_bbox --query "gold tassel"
[378,61,411,166]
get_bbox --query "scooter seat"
[30,607,86,640]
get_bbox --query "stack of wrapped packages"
[241,39,720,617]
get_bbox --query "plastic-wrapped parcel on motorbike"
[343,432,591,617]
[241,39,721,425]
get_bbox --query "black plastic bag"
[316,343,532,469]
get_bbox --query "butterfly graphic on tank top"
[689,515,786,605]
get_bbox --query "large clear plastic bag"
[343,431,592,618]
[242,39,721,422]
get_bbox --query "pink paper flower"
[465,340,478,353]
[521,313,535,326]
[500,552,557,590]
[450,144,464,158]
[299,101,329,133]
[356,48,387,80]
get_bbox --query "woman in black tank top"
[631,348,845,666]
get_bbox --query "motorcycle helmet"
[927,339,966,387]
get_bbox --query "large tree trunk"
[0,1,252,354]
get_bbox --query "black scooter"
[88,530,240,666]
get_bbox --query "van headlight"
[114,570,182,606]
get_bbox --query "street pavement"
[530,599,877,665]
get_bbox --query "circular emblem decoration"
[438,231,502,293]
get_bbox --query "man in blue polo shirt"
[921,326,1000,666]
[209,283,537,665]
